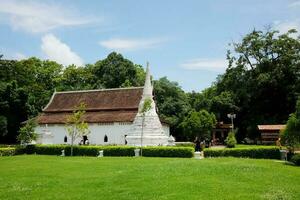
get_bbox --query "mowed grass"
[0,156,299,200]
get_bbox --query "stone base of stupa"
[126,135,169,146]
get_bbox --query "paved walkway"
[210,145,226,149]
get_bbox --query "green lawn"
[0,156,299,200]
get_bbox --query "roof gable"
[257,124,286,131]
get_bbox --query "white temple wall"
[35,122,170,145]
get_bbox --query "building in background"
[257,125,286,144]
[35,66,170,145]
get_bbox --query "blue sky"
[0,0,300,91]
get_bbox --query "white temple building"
[35,65,172,146]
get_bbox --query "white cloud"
[288,1,300,8]
[99,38,165,51]
[41,34,83,66]
[14,53,27,60]
[273,20,300,38]
[0,0,96,33]
[181,58,228,72]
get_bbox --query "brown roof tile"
[37,87,143,124]
[44,87,143,112]
[37,110,138,124]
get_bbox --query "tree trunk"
[141,115,145,156]
[71,132,74,156]
[71,140,73,156]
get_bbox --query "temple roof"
[37,87,144,124]
[257,125,286,131]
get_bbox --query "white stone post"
[134,148,140,157]
[98,150,104,157]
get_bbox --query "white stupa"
[126,63,169,146]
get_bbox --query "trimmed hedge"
[291,154,300,166]
[23,145,136,157]
[22,145,194,158]
[204,147,281,159]
[0,146,25,156]
[142,147,194,158]
[0,147,16,156]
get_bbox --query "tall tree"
[180,110,216,141]
[153,77,191,140]
[216,29,300,140]
[281,98,300,152]
[92,52,145,88]
[58,64,93,91]
[0,81,29,143]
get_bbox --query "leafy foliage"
[281,99,300,152]
[140,98,152,115]
[65,103,90,156]
[17,119,37,144]
[214,29,300,140]
[180,110,216,140]
[204,146,280,159]
[291,154,300,166]
[20,144,193,157]
[154,77,190,140]
[92,52,145,88]
[225,131,237,148]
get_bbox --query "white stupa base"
[126,135,169,146]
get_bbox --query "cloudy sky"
[0,0,299,91]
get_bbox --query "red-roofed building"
[35,87,170,145]
[258,124,286,144]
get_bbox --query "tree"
[225,131,237,148]
[92,52,145,88]
[187,86,238,120]
[281,99,300,153]
[0,115,8,137]
[215,29,300,140]
[17,119,37,144]
[58,64,93,91]
[140,98,152,156]
[180,110,216,140]
[153,77,191,141]
[65,103,90,156]
[0,81,29,143]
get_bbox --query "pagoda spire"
[126,62,169,146]
[142,62,153,98]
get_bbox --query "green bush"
[0,147,16,156]
[291,154,300,166]
[142,147,194,158]
[21,145,194,158]
[204,147,281,159]
[225,131,237,148]
[23,145,136,157]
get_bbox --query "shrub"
[142,147,194,158]
[21,145,194,158]
[17,119,37,144]
[23,145,136,157]
[291,154,300,166]
[0,147,16,156]
[204,146,281,159]
[225,131,237,148]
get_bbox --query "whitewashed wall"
[35,122,170,145]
